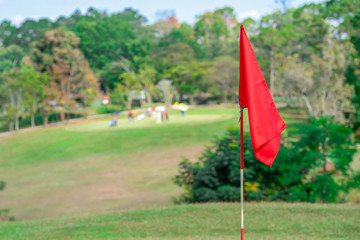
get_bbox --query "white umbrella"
[155,106,166,112]
[137,114,146,120]
[178,104,188,111]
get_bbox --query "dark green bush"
[174,117,358,203]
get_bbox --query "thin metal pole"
[240,106,244,240]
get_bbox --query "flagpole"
[240,105,244,240]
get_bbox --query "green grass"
[4,105,354,239]
[0,202,359,240]
[0,107,245,220]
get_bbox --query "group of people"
[148,106,169,124]
[109,107,170,127]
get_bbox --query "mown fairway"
[0,107,243,220]
[0,202,359,240]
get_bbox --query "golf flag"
[239,25,286,167]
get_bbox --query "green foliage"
[175,117,358,203]
[96,105,123,114]
[75,10,151,71]
[0,3,360,131]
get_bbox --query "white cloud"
[238,10,260,21]
[11,15,25,25]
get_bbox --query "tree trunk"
[180,93,184,102]
[323,137,330,172]
[140,98,145,108]
[8,122,13,132]
[222,93,228,104]
[83,105,88,119]
[44,114,48,127]
[15,114,19,132]
[232,94,237,103]
[128,95,133,110]
[189,95,195,105]
[146,89,152,107]
[60,112,65,122]
[31,112,35,128]
[270,48,275,96]
[302,95,313,116]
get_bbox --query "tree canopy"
[0,1,359,131]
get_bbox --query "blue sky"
[0,0,323,25]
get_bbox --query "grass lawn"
[0,106,305,220]
[0,106,245,220]
[1,105,357,239]
[0,202,359,240]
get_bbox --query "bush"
[96,105,123,114]
[174,117,358,203]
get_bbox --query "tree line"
[0,0,359,132]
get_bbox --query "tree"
[157,23,205,60]
[0,45,24,72]
[138,66,157,106]
[0,45,25,131]
[0,68,24,131]
[30,28,99,123]
[194,7,238,59]
[20,65,48,127]
[75,10,151,71]
[323,0,360,130]
[0,21,17,47]
[276,37,355,122]
[156,80,175,107]
[255,10,295,96]
[206,56,238,103]
[164,61,211,104]
[0,64,48,130]
[154,42,195,74]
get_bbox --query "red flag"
[239,25,286,167]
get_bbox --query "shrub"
[174,117,358,203]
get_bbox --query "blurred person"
[113,115,118,126]
[165,111,169,120]
[179,103,187,117]
[156,111,162,124]
[129,110,135,122]
[152,106,156,119]
[147,107,151,117]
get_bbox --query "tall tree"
[21,65,49,127]
[194,7,238,59]
[206,56,238,103]
[30,28,99,123]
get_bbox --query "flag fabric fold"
[239,25,287,167]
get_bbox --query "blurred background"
[0,0,359,239]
